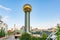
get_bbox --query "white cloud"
[0,5,12,11]
[2,16,9,22]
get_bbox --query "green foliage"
[40,38,47,40]
[7,32,12,35]
[0,27,5,37]
[56,36,60,40]
[42,33,48,38]
[20,33,49,40]
[56,24,60,40]
[20,33,41,40]
[56,32,60,35]
[7,31,14,35]
[20,33,31,40]
[31,37,40,40]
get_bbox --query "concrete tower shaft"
[23,4,32,33]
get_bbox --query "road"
[5,35,19,40]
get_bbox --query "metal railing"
[46,31,58,40]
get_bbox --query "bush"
[20,33,48,40]
[56,24,60,40]
[31,37,40,40]
[0,28,5,38]
[42,33,48,38]
[20,33,40,40]
[20,33,31,40]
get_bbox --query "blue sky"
[0,0,60,29]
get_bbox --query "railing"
[46,31,57,40]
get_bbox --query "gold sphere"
[23,4,32,12]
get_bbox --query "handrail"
[46,31,58,40]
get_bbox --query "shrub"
[20,33,49,40]
[0,28,5,37]
[20,33,31,40]
[31,37,40,40]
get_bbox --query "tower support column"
[23,4,32,33]
[25,12,30,33]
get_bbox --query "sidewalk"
[0,35,12,40]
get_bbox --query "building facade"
[0,19,8,33]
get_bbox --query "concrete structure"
[23,4,32,33]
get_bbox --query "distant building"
[47,28,56,33]
[31,27,57,37]
[20,26,32,33]
[20,26,25,34]
[0,16,8,33]
[57,24,60,26]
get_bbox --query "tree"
[56,24,60,40]
[0,27,5,38]
[20,33,31,40]
[31,36,40,40]
[42,33,48,38]
[41,33,48,40]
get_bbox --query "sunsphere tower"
[23,4,32,33]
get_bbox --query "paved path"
[4,35,19,40]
